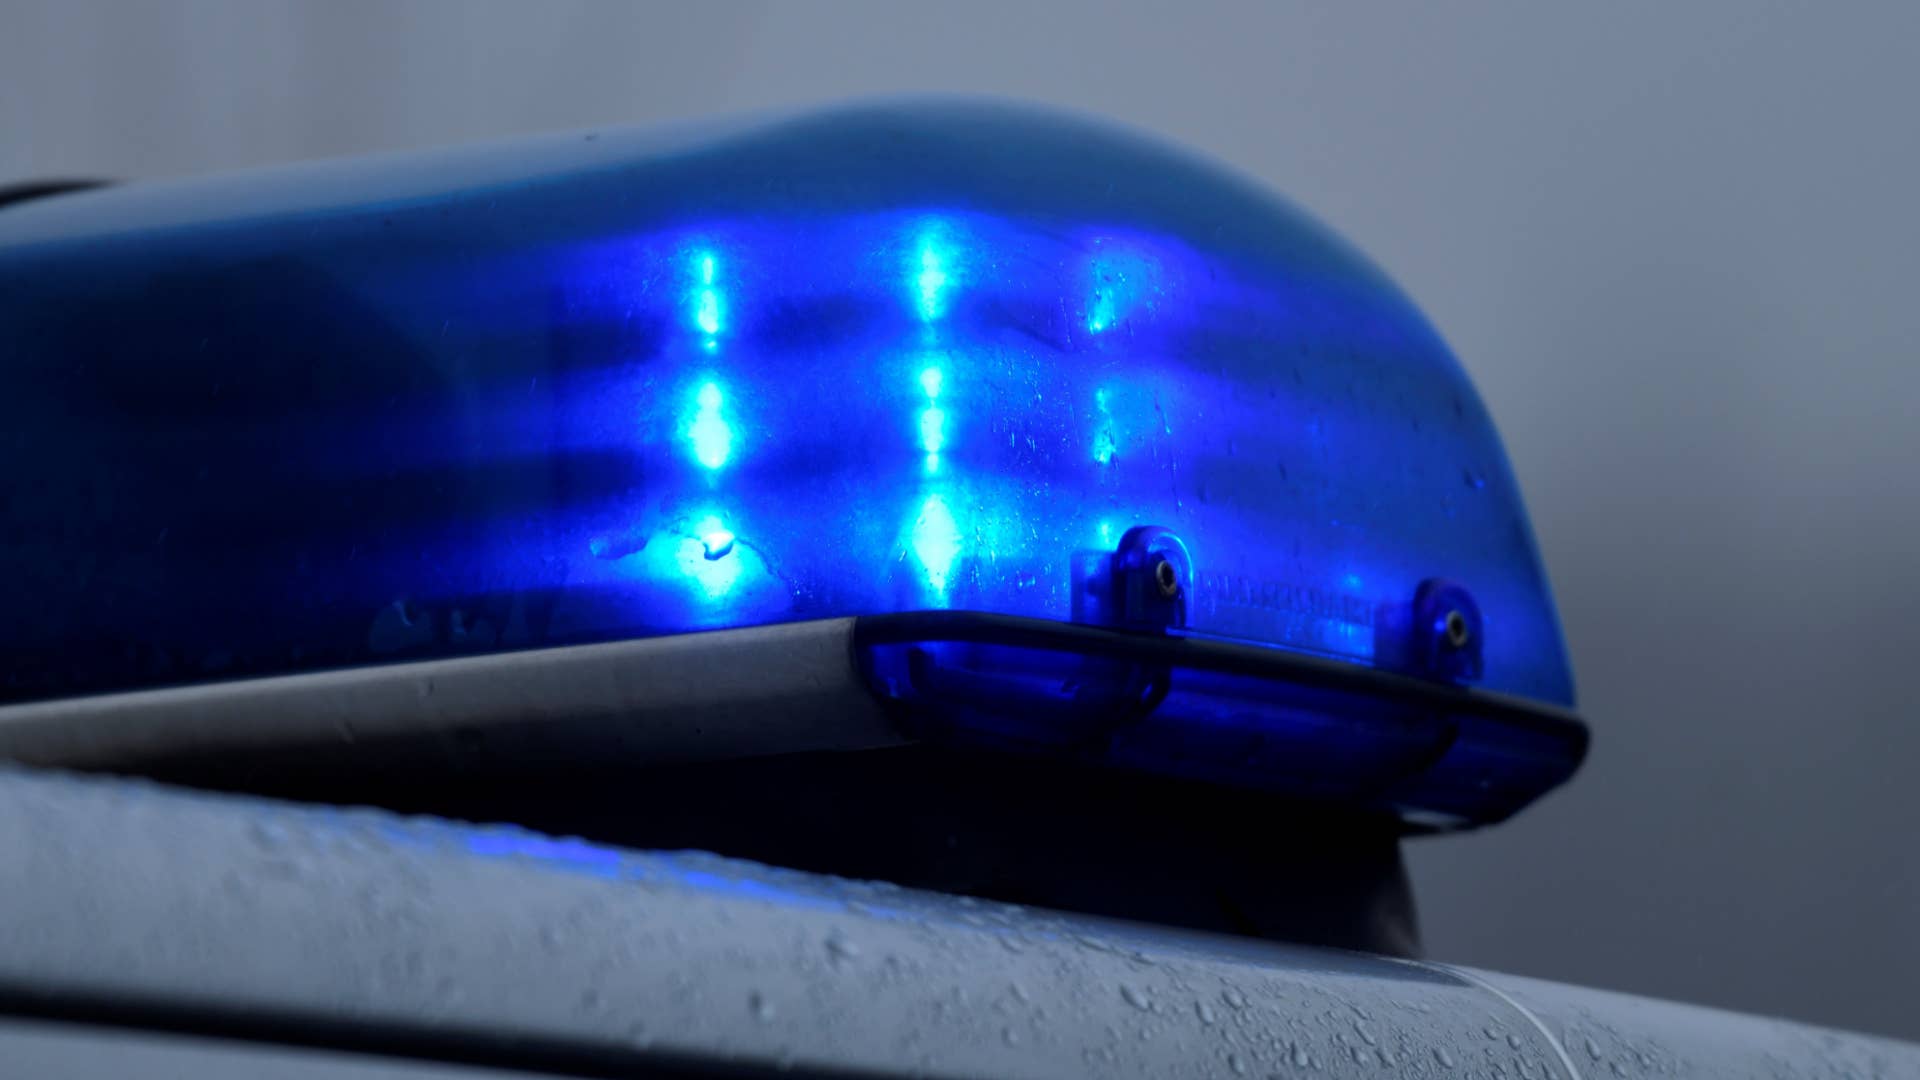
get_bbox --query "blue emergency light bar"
[0,101,1583,825]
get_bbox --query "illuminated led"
[919,406,946,456]
[912,226,956,322]
[692,251,723,347]
[911,493,961,595]
[690,413,731,469]
[916,365,947,469]
[917,250,947,319]
[689,381,732,470]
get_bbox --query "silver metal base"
[0,619,902,771]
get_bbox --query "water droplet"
[1485,1026,1504,1041]
[1228,1052,1248,1075]
[1196,1000,1217,1025]
[825,930,859,966]
[1350,1046,1369,1065]
[1223,988,1249,1010]
[1585,1036,1603,1061]
[1289,1040,1310,1068]
[1376,1049,1396,1067]
[1353,1021,1377,1046]
[1435,1047,1456,1067]
[701,530,735,560]
[247,819,286,850]
[1002,1026,1020,1046]
[1508,1032,1524,1049]
[1121,984,1151,1011]
[1010,982,1031,1003]
[749,991,775,1023]
[1611,1063,1628,1078]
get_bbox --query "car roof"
[3,766,1911,1079]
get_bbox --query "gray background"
[4,0,1916,1042]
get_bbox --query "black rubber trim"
[852,610,1587,747]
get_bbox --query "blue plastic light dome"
[0,101,1582,824]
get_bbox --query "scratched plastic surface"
[0,100,1572,708]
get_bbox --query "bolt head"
[1152,557,1181,599]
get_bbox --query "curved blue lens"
[0,102,1573,721]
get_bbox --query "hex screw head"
[1153,557,1181,599]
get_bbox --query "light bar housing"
[0,101,1583,825]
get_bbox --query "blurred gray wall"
[5,0,1917,1042]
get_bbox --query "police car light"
[0,100,1585,827]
